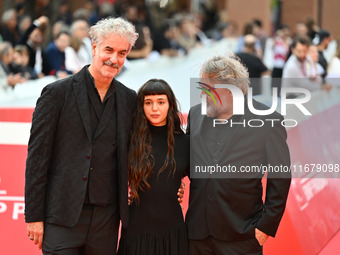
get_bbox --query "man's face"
[200,76,234,118]
[293,42,309,62]
[91,33,130,79]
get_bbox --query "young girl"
[118,79,189,255]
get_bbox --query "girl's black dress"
[118,124,190,255]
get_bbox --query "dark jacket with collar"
[25,66,136,228]
[186,98,291,241]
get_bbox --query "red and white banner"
[0,108,37,254]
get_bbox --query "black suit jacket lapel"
[73,69,92,142]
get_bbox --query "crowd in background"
[0,1,339,96]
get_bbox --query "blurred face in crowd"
[295,23,308,37]
[293,42,309,62]
[29,28,43,45]
[180,19,197,37]
[283,27,291,38]
[13,51,23,65]
[19,16,32,34]
[55,33,71,52]
[322,36,331,49]
[53,22,64,39]
[222,22,239,38]
[2,46,14,65]
[308,45,319,63]
[13,49,29,66]
[125,6,138,22]
[277,27,291,39]
[165,26,180,40]
[21,50,30,66]
[6,13,17,30]
[252,24,261,37]
[74,21,90,39]
[90,33,130,80]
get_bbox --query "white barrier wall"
[0,38,239,111]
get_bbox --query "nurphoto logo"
[198,82,312,128]
[196,81,223,106]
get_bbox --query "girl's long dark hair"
[128,79,184,203]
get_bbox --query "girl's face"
[143,94,169,126]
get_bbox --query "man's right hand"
[27,221,44,250]
[255,228,269,246]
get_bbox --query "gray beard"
[206,104,219,118]
[206,102,232,118]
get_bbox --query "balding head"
[244,34,256,49]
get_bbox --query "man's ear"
[92,41,97,56]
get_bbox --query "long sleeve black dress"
[118,124,190,255]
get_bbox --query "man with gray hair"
[25,17,138,254]
[65,19,93,73]
[186,54,291,255]
[0,41,27,92]
[70,19,92,64]
[1,8,18,46]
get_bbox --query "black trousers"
[189,236,263,255]
[42,204,119,255]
